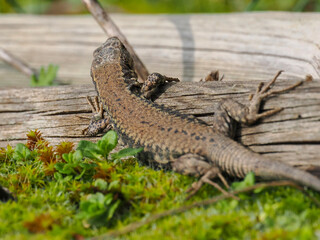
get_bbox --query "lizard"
[82,36,320,195]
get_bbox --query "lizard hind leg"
[210,71,303,137]
[82,96,112,136]
[171,153,238,200]
[221,70,303,125]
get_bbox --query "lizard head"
[91,37,134,71]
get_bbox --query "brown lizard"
[83,37,320,194]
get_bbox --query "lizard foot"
[141,72,179,99]
[218,71,304,129]
[82,96,112,136]
[171,153,238,200]
[244,70,303,124]
[186,168,239,200]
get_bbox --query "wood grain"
[0,13,319,87]
[0,79,319,175]
[0,13,319,175]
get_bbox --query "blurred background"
[1,0,320,14]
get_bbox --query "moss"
[0,130,319,239]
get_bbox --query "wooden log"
[0,78,319,175]
[0,13,320,87]
[0,13,319,175]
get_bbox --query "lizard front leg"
[82,96,112,136]
[141,72,180,100]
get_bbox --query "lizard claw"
[251,70,303,102]
[82,96,112,136]
[142,73,180,99]
[200,70,224,82]
[171,153,237,200]
[86,96,104,120]
[244,71,303,124]
[186,168,239,200]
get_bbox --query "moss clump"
[0,129,319,239]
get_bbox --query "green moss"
[0,130,320,239]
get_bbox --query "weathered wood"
[0,79,319,175]
[0,13,320,87]
[0,13,319,175]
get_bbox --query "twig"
[0,47,65,85]
[92,180,320,239]
[0,47,36,78]
[82,0,149,82]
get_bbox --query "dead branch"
[81,0,149,82]
[0,47,36,78]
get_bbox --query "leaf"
[30,74,38,86]
[102,131,118,148]
[53,172,63,181]
[62,164,76,175]
[62,153,72,163]
[98,131,118,158]
[54,163,64,172]
[111,147,143,160]
[93,179,108,191]
[26,129,45,150]
[231,172,255,191]
[13,143,32,161]
[63,175,73,182]
[75,169,86,180]
[79,162,97,170]
[30,64,59,87]
[243,172,255,186]
[73,150,83,162]
[108,180,120,191]
[55,150,96,180]
[104,193,114,206]
[77,140,103,161]
[107,200,121,220]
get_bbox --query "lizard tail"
[208,139,320,192]
[253,158,320,192]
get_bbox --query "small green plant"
[54,150,97,182]
[54,130,143,182]
[30,64,59,87]
[231,172,255,190]
[0,129,320,239]
[53,131,143,227]
[12,143,34,162]
[0,145,14,163]
[77,179,122,227]
[77,130,143,162]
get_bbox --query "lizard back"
[91,38,230,165]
